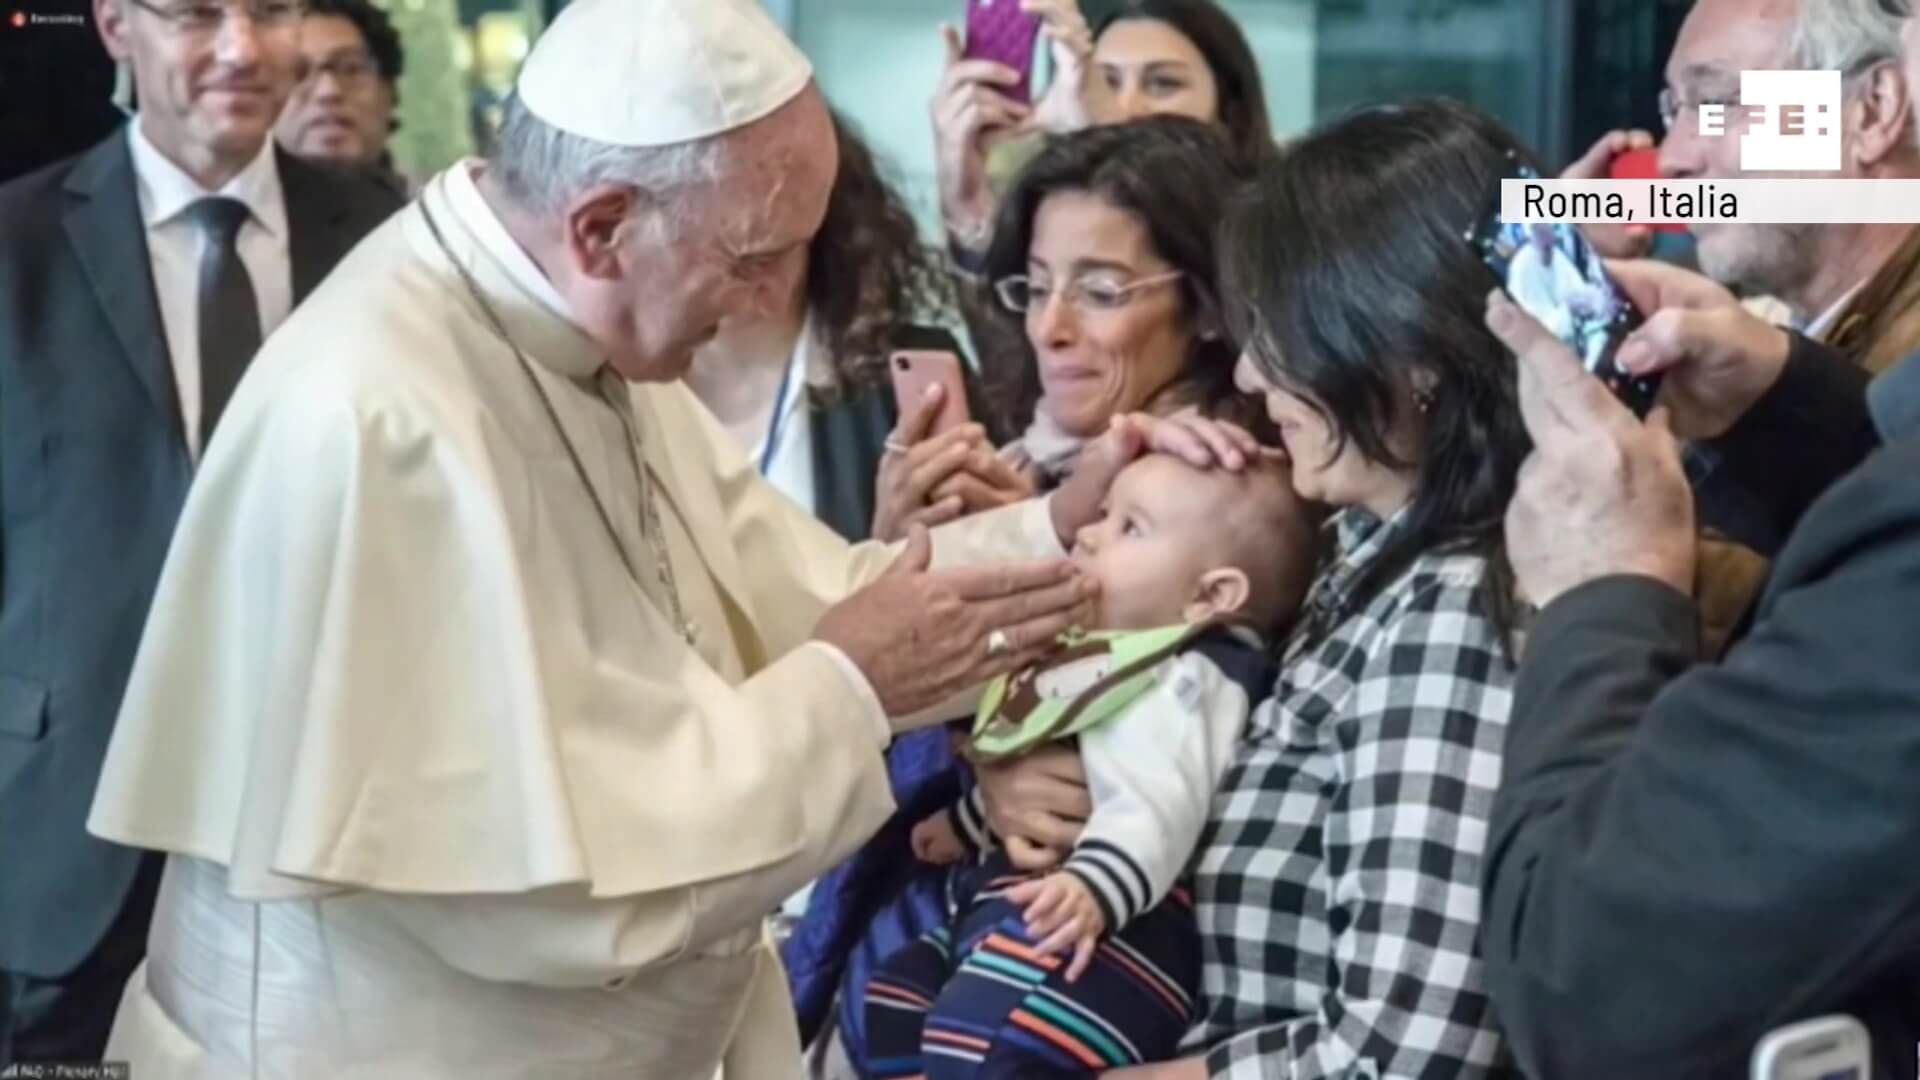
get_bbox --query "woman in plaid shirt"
[1067,100,1536,1079]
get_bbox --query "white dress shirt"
[749,314,819,513]
[129,119,292,460]
[1804,281,1867,342]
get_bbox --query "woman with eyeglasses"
[977,115,1265,482]
[797,116,1266,1079]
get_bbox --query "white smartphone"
[1751,1015,1871,1080]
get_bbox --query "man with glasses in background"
[274,0,410,193]
[1659,0,1920,548]
[0,0,399,1060]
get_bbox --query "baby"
[865,453,1320,1079]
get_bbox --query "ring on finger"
[986,628,1013,657]
[884,437,911,455]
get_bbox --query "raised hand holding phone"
[1469,150,1663,418]
[1021,0,1124,133]
[932,20,1033,250]
[888,350,972,436]
[962,0,1045,104]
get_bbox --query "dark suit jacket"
[1482,337,1920,1078]
[0,128,401,977]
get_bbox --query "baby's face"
[1070,455,1240,631]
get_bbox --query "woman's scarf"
[1001,406,1086,490]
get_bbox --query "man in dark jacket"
[1479,258,1920,1078]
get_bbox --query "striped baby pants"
[863,854,1200,1078]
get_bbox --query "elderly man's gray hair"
[1792,0,1907,74]
[490,93,726,224]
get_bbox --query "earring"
[1414,389,1435,414]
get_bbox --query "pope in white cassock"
[1503,222,1609,344]
[80,0,1260,1074]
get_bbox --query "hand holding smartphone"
[1467,151,1663,418]
[963,0,1044,104]
[889,350,973,437]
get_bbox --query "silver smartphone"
[1751,1015,1871,1080]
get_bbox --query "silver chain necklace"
[419,200,696,646]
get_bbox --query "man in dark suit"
[0,0,400,1060]
[1478,261,1920,1078]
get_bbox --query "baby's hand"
[910,812,966,864]
[1005,833,1063,872]
[1005,872,1105,981]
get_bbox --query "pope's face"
[577,88,836,383]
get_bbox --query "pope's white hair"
[490,92,726,237]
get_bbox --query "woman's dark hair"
[1219,98,1534,645]
[805,110,957,388]
[980,115,1263,441]
[1093,0,1274,166]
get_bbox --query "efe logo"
[1696,70,1845,172]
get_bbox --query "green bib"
[969,623,1209,763]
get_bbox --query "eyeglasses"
[127,0,305,35]
[1659,57,1887,133]
[994,269,1184,314]
[1656,86,1739,133]
[296,50,378,85]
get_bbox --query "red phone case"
[964,0,1043,105]
[1608,147,1683,232]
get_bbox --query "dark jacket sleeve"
[1704,331,1876,543]
[1483,437,1920,1080]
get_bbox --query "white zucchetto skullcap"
[516,0,814,148]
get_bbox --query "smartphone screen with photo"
[1468,155,1662,418]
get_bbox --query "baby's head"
[1070,453,1320,635]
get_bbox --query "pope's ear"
[562,184,636,281]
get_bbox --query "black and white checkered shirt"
[1186,508,1521,1079]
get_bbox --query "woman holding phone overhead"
[931,0,1272,269]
